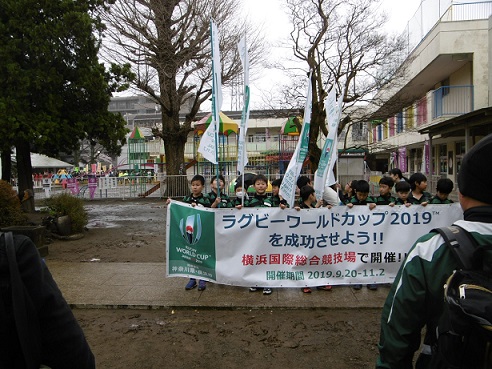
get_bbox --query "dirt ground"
[35,198,382,368]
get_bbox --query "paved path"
[47,261,390,310]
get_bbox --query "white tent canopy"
[0,153,74,180]
[29,153,73,169]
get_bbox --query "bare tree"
[100,0,265,191]
[268,0,408,171]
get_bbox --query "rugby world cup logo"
[179,214,202,245]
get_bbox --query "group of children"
[341,172,455,290]
[169,170,455,294]
[343,172,454,208]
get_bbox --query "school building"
[366,0,492,196]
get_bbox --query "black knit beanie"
[458,133,492,204]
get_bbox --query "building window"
[417,97,427,126]
[456,141,465,175]
[439,144,447,174]
[441,78,450,96]
[255,134,266,142]
[396,112,403,133]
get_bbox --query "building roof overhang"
[418,107,492,138]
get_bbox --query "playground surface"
[38,198,386,368]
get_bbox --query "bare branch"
[99,0,266,174]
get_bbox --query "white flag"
[279,72,313,207]
[314,87,342,198]
[198,20,222,164]
[237,34,250,175]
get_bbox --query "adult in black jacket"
[0,233,95,369]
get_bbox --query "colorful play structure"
[192,112,303,179]
[126,112,305,197]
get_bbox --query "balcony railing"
[432,85,474,119]
[403,1,492,56]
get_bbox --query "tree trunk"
[15,140,35,213]
[163,134,189,197]
[1,149,11,182]
[308,106,325,174]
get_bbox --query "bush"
[44,193,88,234]
[0,180,27,227]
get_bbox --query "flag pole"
[211,21,220,190]
[279,71,313,207]
[237,33,250,206]
[198,21,222,169]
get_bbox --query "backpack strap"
[432,225,478,270]
[4,232,39,368]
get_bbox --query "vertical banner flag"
[279,72,313,207]
[314,87,342,199]
[327,94,344,187]
[198,20,223,164]
[237,35,250,176]
[88,176,97,200]
[422,140,430,174]
[398,147,407,172]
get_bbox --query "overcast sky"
[231,0,422,110]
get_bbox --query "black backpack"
[430,225,492,369]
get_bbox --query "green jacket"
[376,206,492,369]
[429,195,454,204]
[374,194,396,205]
[208,191,233,208]
[265,195,288,208]
[348,195,375,205]
[244,193,270,207]
[181,193,212,207]
[408,191,432,204]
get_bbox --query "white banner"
[279,73,313,207]
[314,87,341,199]
[167,202,463,287]
[198,20,222,164]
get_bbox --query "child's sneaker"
[249,287,259,292]
[263,288,272,295]
[198,280,207,291]
[352,284,362,290]
[302,287,312,293]
[185,278,197,290]
[367,284,378,291]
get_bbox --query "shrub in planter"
[44,193,88,234]
[0,180,27,227]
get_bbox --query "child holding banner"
[296,185,332,293]
[430,178,454,204]
[233,182,249,208]
[394,181,412,207]
[266,178,288,209]
[347,180,376,210]
[341,180,358,204]
[166,174,211,291]
[374,177,397,206]
[208,175,233,208]
[347,180,377,290]
[408,173,432,205]
[244,174,273,295]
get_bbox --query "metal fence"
[29,172,457,202]
[30,172,388,201]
